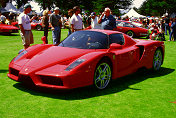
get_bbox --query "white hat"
[54,7,60,11]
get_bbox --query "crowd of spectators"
[0,4,176,49]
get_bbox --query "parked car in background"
[11,20,50,31]
[116,20,149,38]
[0,23,19,34]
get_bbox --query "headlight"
[13,50,28,62]
[65,59,86,71]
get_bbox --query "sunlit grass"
[0,30,176,118]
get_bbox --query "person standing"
[169,18,176,41]
[83,13,89,28]
[0,11,6,24]
[67,9,73,35]
[42,10,49,44]
[98,7,116,30]
[164,15,171,35]
[18,4,34,49]
[90,12,101,29]
[49,7,62,45]
[70,6,83,32]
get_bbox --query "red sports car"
[30,20,44,31]
[116,20,148,38]
[8,29,164,90]
[11,21,49,31]
[0,23,19,34]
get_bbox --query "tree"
[93,0,132,15]
[139,0,176,16]
[33,0,132,16]
[0,0,10,7]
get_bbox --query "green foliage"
[139,0,176,16]
[0,0,10,7]
[33,0,132,16]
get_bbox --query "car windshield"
[59,31,108,49]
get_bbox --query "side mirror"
[108,43,122,52]
[41,36,46,44]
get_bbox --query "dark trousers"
[44,27,48,44]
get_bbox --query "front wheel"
[36,25,42,31]
[153,49,163,71]
[126,31,134,37]
[94,60,112,89]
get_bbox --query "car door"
[122,22,135,32]
[109,33,139,76]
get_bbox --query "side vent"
[136,45,144,60]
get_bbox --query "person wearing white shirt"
[90,12,101,29]
[70,6,83,32]
[18,4,35,49]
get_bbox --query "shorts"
[20,30,34,46]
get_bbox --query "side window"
[109,33,125,45]
[124,23,133,28]
[117,22,124,27]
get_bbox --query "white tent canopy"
[121,8,146,18]
[5,2,19,13]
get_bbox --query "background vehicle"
[0,23,19,34]
[116,20,149,38]
[11,21,50,31]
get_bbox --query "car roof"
[87,29,122,35]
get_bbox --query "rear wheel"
[126,31,134,37]
[153,49,163,71]
[94,60,112,89]
[36,25,42,31]
[15,24,19,28]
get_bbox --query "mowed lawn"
[0,30,176,118]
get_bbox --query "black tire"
[36,25,42,31]
[126,30,134,37]
[94,59,112,89]
[153,48,163,71]
[15,24,19,28]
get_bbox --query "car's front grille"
[18,75,34,85]
[40,76,63,86]
[10,68,19,77]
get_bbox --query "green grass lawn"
[0,30,176,118]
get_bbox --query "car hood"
[17,46,94,73]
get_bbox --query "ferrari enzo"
[8,29,164,90]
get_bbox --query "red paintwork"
[116,20,148,37]
[0,23,19,33]
[11,21,50,31]
[7,29,165,90]
[30,21,43,30]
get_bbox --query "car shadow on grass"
[0,69,9,73]
[13,67,175,100]
[0,33,19,36]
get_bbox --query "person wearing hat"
[49,7,62,45]
[18,3,35,49]
[90,12,101,29]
